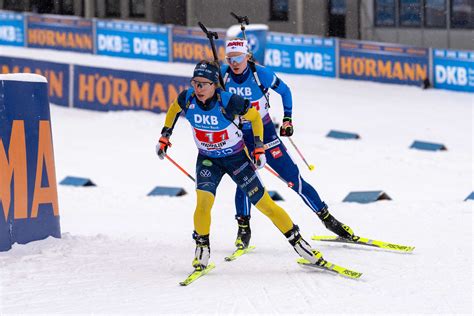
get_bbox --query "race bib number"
[195,129,229,144]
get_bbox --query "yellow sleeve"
[163,99,182,129]
[242,107,263,141]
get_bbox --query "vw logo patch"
[200,169,212,177]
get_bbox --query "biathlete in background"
[156,60,325,270]
[222,39,357,250]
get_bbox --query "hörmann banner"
[26,14,93,53]
[0,56,70,107]
[172,26,226,64]
[264,32,336,77]
[73,65,189,113]
[96,20,170,61]
[0,10,25,47]
[339,40,429,86]
[433,49,474,93]
[0,73,61,251]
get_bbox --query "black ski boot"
[317,205,355,240]
[285,225,323,264]
[192,231,210,270]
[235,216,251,249]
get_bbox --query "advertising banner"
[433,49,474,93]
[73,65,189,113]
[26,14,93,53]
[264,32,336,77]
[0,10,25,47]
[339,40,429,86]
[0,74,61,251]
[172,26,226,64]
[0,56,70,106]
[96,20,170,61]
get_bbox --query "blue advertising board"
[172,26,226,64]
[339,40,429,86]
[264,32,336,77]
[433,49,474,93]
[73,65,189,113]
[96,20,170,61]
[26,14,93,53]
[0,74,61,251]
[0,56,70,107]
[0,10,25,47]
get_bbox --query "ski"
[297,258,362,279]
[179,262,216,286]
[224,246,256,261]
[312,235,415,253]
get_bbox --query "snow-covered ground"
[0,47,473,314]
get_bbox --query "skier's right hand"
[252,137,266,169]
[156,136,171,160]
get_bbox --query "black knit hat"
[193,61,219,83]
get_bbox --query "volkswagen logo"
[200,169,212,177]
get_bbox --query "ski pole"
[165,155,195,182]
[264,165,294,188]
[287,137,315,171]
[198,21,226,89]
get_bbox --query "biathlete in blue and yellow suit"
[222,39,356,250]
[156,60,324,269]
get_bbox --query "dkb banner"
[172,26,226,64]
[433,49,474,93]
[96,20,170,61]
[0,74,61,252]
[26,14,93,53]
[0,56,70,107]
[0,10,25,47]
[339,40,429,86]
[73,65,189,113]
[264,32,336,77]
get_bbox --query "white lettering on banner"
[265,49,281,67]
[0,26,16,41]
[295,51,323,71]
[435,65,467,86]
[133,38,158,55]
[227,87,252,96]
[194,114,219,125]
[98,34,122,52]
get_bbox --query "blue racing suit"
[221,63,327,218]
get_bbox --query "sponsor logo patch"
[200,169,212,177]
[202,159,213,166]
[270,147,283,159]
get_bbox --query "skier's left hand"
[279,117,293,137]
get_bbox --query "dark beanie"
[193,61,219,83]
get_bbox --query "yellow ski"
[312,235,415,253]
[179,263,215,286]
[224,246,256,261]
[297,258,362,279]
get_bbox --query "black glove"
[279,117,293,137]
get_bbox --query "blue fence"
[433,49,474,92]
[265,33,336,77]
[0,11,25,47]
[26,14,93,53]
[339,40,429,86]
[96,20,170,61]
[0,56,70,106]
[0,10,472,94]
